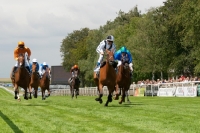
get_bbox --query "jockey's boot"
[94,62,100,72]
[12,67,17,78]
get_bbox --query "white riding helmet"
[32,58,37,62]
[43,62,47,65]
[106,35,114,42]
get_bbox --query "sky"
[0,0,165,78]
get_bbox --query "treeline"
[60,0,200,87]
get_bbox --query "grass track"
[1,88,200,133]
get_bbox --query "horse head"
[32,63,37,73]
[105,49,115,66]
[17,53,25,67]
[44,68,50,79]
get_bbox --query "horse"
[114,60,132,104]
[29,63,40,99]
[40,68,51,100]
[93,49,117,106]
[10,53,30,101]
[68,70,80,99]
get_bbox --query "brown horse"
[10,53,30,101]
[40,68,51,100]
[68,70,80,99]
[114,61,132,104]
[93,49,116,106]
[29,63,40,99]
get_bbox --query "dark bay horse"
[10,53,30,101]
[40,68,50,100]
[93,49,116,106]
[68,70,80,99]
[29,63,40,99]
[114,61,131,104]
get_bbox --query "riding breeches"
[97,54,103,63]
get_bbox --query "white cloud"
[0,0,165,78]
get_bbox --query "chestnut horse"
[40,68,51,100]
[68,70,80,99]
[29,63,40,99]
[10,53,30,101]
[114,61,131,104]
[93,49,116,106]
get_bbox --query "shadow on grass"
[23,104,48,106]
[105,102,144,107]
[0,110,23,133]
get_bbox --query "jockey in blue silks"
[29,58,40,72]
[39,62,50,78]
[114,46,133,74]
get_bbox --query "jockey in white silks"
[94,35,116,72]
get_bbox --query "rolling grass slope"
[1,88,200,133]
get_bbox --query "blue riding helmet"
[120,46,127,53]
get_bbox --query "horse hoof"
[104,104,108,107]
[29,97,32,99]
[119,101,122,104]
[18,98,21,102]
[14,96,18,99]
[95,98,99,101]
[99,99,103,104]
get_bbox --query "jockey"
[69,64,80,83]
[94,35,116,72]
[39,62,50,78]
[70,64,80,78]
[12,41,31,77]
[29,58,40,77]
[69,64,80,95]
[114,46,133,75]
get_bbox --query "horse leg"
[75,89,77,99]
[95,84,103,104]
[70,86,74,99]
[14,85,21,101]
[34,88,38,98]
[24,88,28,100]
[105,93,113,107]
[28,86,32,99]
[47,89,50,97]
[14,86,18,99]
[126,90,131,103]
[119,88,125,104]
[42,90,46,100]
[114,85,120,100]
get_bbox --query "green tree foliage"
[60,1,200,86]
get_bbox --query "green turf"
[0,88,200,133]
